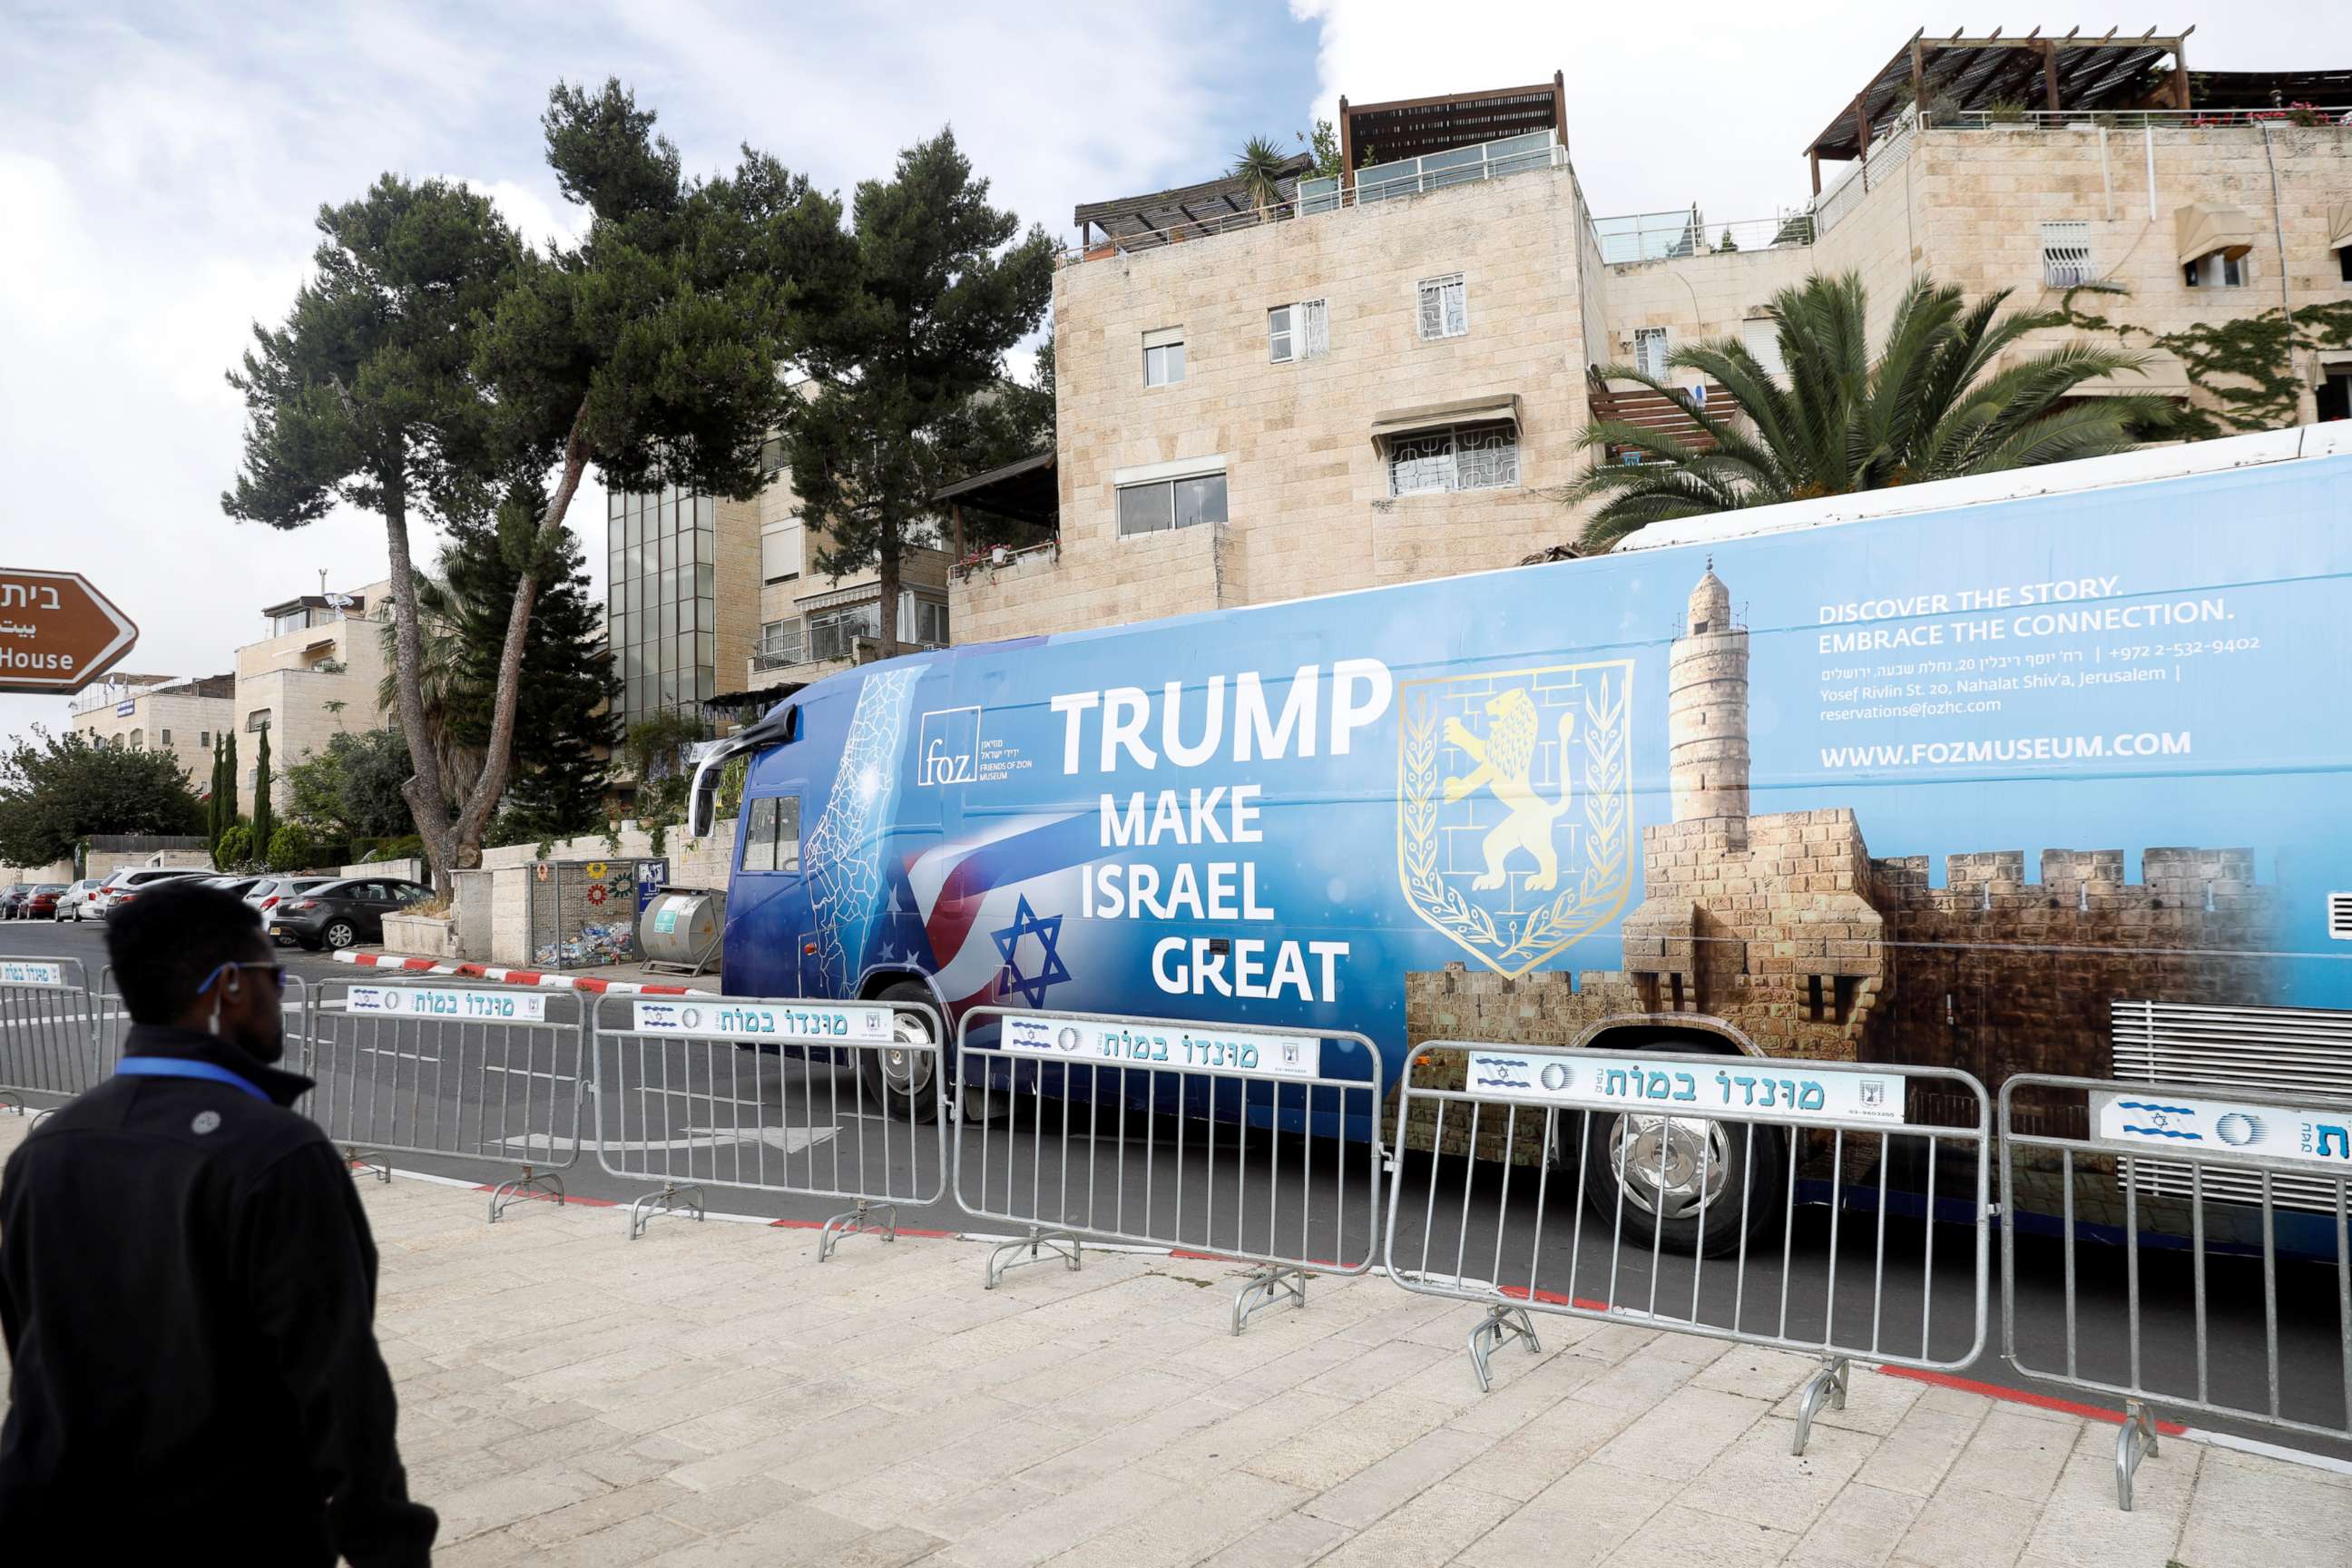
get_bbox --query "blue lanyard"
[115,1055,271,1103]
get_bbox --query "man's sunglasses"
[196,961,289,995]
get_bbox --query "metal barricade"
[307,979,585,1220]
[2000,1073,2352,1510]
[589,993,947,1245]
[0,956,96,1112]
[952,1006,1387,1332]
[1386,1042,1991,1450]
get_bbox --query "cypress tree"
[222,731,239,837]
[250,727,274,859]
[207,735,226,848]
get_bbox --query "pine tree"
[250,726,273,858]
[790,129,1052,659]
[417,491,617,840]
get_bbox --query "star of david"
[990,895,1071,1009]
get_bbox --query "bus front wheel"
[857,981,942,1123]
[1580,1108,1784,1259]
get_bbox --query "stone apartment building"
[67,671,234,794]
[231,582,394,816]
[956,33,2352,646]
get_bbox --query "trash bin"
[639,887,724,975]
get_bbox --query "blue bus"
[691,425,2352,1254]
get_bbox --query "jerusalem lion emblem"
[1398,661,1633,975]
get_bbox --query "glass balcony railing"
[1353,131,1563,206]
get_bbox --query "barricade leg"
[985,1224,1080,1289]
[0,1092,23,1115]
[2115,1398,2160,1513]
[819,1197,897,1261]
[344,1146,391,1184]
[627,1181,706,1240]
[1231,1264,1308,1336]
[1791,1356,1850,1455]
[1466,1304,1542,1393]
[486,1163,567,1223]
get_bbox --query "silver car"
[86,867,209,920]
[246,877,337,941]
[55,878,104,921]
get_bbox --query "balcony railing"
[1067,130,1569,260]
[1590,208,1816,265]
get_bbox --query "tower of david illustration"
[1405,564,2281,1154]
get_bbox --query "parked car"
[203,875,268,900]
[89,867,210,920]
[266,877,435,951]
[0,885,31,919]
[23,884,69,919]
[55,878,104,922]
[245,876,338,941]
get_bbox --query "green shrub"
[215,821,256,869]
[265,823,316,872]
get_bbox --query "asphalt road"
[4,916,2347,1464]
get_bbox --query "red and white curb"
[331,949,700,996]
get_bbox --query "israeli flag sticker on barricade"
[2091,1087,2352,1171]
[1466,1050,1908,1129]
[629,998,894,1042]
[1000,1013,1323,1081]
[348,985,548,1022]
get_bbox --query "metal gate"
[91,964,309,1092]
[0,956,96,1111]
[307,978,586,1219]
[1999,1072,2352,1509]
[952,1006,1387,1332]
[1386,1041,1991,1449]
[589,993,947,1245]
[526,858,647,969]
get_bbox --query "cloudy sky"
[4,0,2344,751]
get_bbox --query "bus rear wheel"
[1580,1108,1784,1259]
[856,981,941,1123]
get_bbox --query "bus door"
[737,792,818,997]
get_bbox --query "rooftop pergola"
[1805,27,2192,192]
[1074,155,1314,250]
[1338,74,1567,182]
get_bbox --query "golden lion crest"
[1398,662,1632,975]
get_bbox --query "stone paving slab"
[2,1115,2345,1566]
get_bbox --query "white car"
[86,867,209,920]
[54,878,104,921]
[246,876,336,926]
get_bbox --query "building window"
[754,618,802,670]
[1142,328,1186,387]
[2337,246,2351,284]
[129,729,143,750]
[2041,220,2093,288]
[197,730,211,748]
[245,710,271,732]
[1740,318,1787,380]
[1633,327,1671,380]
[762,523,803,584]
[270,609,307,636]
[903,594,949,649]
[807,603,880,663]
[159,728,172,747]
[1416,273,1468,340]
[1269,299,1328,364]
[758,436,787,477]
[2183,251,2246,288]
[1116,472,1229,537]
[1387,423,1519,498]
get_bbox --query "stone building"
[1407,564,2279,1141]
[67,671,234,795]
[232,582,396,818]
[956,33,2352,646]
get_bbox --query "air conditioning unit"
[990,545,1010,567]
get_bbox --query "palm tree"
[377,574,485,804]
[1569,271,2170,548]
[1230,136,1293,218]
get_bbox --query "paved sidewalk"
[1,1118,2340,1566]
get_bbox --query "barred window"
[1269,299,1328,363]
[1386,422,1519,497]
[1416,274,1467,340]
[2041,220,2093,288]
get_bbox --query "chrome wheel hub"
[878,1014,934,1094]
[1608,1113,1731,1221]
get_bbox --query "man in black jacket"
[0,879,436,1564]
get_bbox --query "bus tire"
[1580,1107,1785,1259]
[857,981,942,1124]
